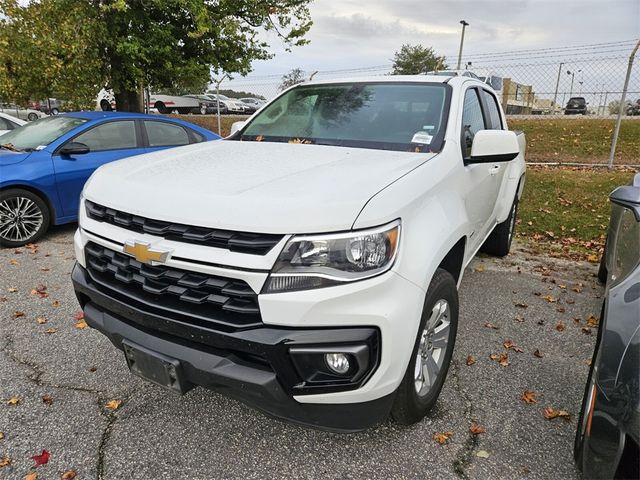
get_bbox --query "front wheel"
[0,188,50,247]
[391,268,459,425]
[481,195,519,257]
[27,112,38,121]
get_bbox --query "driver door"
[52,120,143,217]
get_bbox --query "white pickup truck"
[72,76,526,431]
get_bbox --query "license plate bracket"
[122,340,189,394]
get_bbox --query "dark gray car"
[574,173,640,479]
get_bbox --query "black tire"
[154,102,168,114]
[597,241,607,284]
[481,195,519,257]
[27,112,38,121]
[50,108,59,115]
[100,100,112,112]
[391,268,459,425]
[0,188,50,248]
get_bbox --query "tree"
[391,44,447,75]
[279,68,306,91]
[607,100,631,115]
[0,0,312,111]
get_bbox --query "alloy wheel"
[414,299,451,397]
[0,196,44,243]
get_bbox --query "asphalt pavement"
[0,224,601,479]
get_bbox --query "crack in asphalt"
[448,359,479,480]
[96,396,119,480]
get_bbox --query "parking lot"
[0,225,601,479]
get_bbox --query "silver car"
[0,103,46,121]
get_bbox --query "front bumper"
[72,264,394,431]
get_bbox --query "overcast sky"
[248,0,639,75]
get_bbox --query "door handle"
[488,165,501,176]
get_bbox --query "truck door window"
[482,90,503,130]
[461,89,486,159]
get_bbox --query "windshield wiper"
[0,143,22,152]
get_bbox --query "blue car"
[0,112,219,247]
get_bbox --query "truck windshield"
[0,115,86,152]
[241,82,450,153]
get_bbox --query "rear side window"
[74,121,137,151]
[461,89,486,158]
[0,117,13,130]
[482,90,503,130]
[145,121,189,147]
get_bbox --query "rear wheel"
[391,269,458,425]
[100,100,112,112]
[481,195,519,257]
[27,112,38,121]
[0,189,50,248]
[154,102,168,114]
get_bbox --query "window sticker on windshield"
[423,125,436,131]
[411,131,433,144]
[35,145,47,150]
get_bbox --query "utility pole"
[552,62,564,112]
[456,20,469,70]
[213,74,230,136]
[567,70,575,98]
[608,39,639,169]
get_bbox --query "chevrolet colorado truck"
[72,76,526,431]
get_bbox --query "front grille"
[84,242,262,331]
[85,200,282,255]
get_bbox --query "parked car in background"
[184,95,227,114]
[238,98,266,114]
[626,99,640,116]
[97,88,117,111]
[565,97,588,115]
[0,103,47,121]
[0,112,26,136]
[149,94,200,115]
[575,172,640,479]
[72,76,526,431]
[205,94,248,114]
[0,112,219,247]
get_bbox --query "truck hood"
[84,141,433,233]
[0,149,31,166]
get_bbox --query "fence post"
[608,40,640,170]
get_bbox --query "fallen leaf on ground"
[582,327,592,335]
[105,399,123,411]
[74,319,88,330]
[9,260,18,266]
[555,322,566,332]
[0,456,11,467]
[466,355,476,366]
[586,254,599,263]
[7,397,20,406]
[31,285,48,298]
[483,322,499,330]
[36,317,47,325]
[42,395,53,405]
[489,353,498,360]
[0,432,4,440]
[73,311,84,321]
[469,423,486,435]
[24,472,37,480]
[543,407,571,420]
[533,349,544,358]
[51,301,61,308]
[503,340,524,353]
[44,328,57,335]
[498,353,510,367]
[61,471,78,479]
[542,295,557,303]
[476,450,490,458]
[432,431,454,444]
[8,287,18,293]
[586,314,599,327]
[514,315,525,322]
[521,390,537,404]
[514,302,528,309]
[14,310,25,318]
[474,264,485,272]
[31,450,50,467]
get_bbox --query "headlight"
[263,220,400,293]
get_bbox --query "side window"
[0,117,12,130]
[611,207,640,286]
[461,89,486,159]
[482,90,503,130]
[145,121,190,147]
[73,121,137,152]
[190,129,205,143]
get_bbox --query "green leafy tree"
[0,0,312,111]
[391,44,447,75]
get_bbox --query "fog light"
[325,353,350,375]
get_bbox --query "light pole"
[456,20,469,70]
[552,62,564,111]
[567,69,581,98]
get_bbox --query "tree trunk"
[114,89,142,112]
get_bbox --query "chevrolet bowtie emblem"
[123,240,172,265]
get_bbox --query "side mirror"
[468,130,520,164]
[230,121,246,136]
[610,183,640,221]
[59,141,90,156]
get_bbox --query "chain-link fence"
[221,39,640,118]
